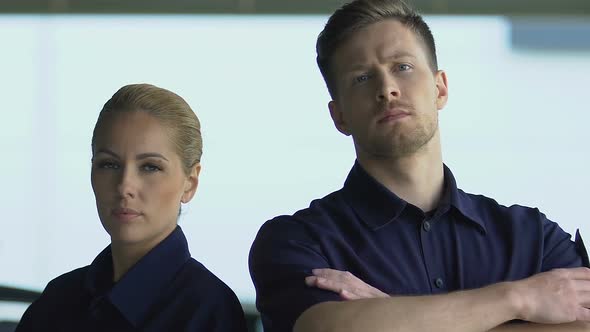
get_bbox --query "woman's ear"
[181,163,201,204]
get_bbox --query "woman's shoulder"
[15,266,91,331]
[32,266,91,311]
[175,258,239,301]
[153,258,247,330]
[43,266,89,292]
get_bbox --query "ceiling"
[0,0,588,15]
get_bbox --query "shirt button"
[422,221,431,232]
[435,277,444,288]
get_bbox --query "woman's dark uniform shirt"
[17,226,247,332]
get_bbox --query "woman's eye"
[142,164,161,172]
[97,161,119,169]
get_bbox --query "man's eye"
[354,74,370,84]
[398,64,411,71]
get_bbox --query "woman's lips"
[111,208,141,222]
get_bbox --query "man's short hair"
[316,0,438,98]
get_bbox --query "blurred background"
[0,0,589,331]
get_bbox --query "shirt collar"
[444,166,487,233]
[85,226,191,327]
[342,161,407,231]
[342,161,487,233]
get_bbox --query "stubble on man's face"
[359,111,439,160]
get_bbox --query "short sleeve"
[249,217,341,332]
[541,212,583,271]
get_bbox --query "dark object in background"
[0,286,41,332]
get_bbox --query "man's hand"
[512,267,590,324]
[305,268,389,300]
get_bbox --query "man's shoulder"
[257,189,346,239]
[249,189,348,271]
[457,188,546,225]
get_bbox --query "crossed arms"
[250,211,590,332]
[294,267,590,332]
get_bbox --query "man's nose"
[376,71,401,102]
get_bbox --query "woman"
[17,84,248,331]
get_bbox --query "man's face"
[328,19,448,160]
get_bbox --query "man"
[249,0,590,331]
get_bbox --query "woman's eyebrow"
[137,153,169,162]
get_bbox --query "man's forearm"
[491,321,590,332]
[294,281,521,332]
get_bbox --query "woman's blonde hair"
[91,84,202,175]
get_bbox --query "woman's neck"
[110,224,176,282]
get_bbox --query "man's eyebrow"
[343,51,418,72]
[384,51,417,60]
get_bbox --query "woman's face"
[91,111,199,248]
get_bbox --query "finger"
[342,283,382,300]
[340,289,362,301]
[312,268,349,280]
[360,288,387,299]
[576,307,590,321]
[578,291,590,307]
[574,280,590,292]
[306,276,336,290]
[562,267,590,280]
[369,288,390,298]
[353,290,376,299]
[313,269,361,285]
[305,276,318,287]
[341,288,388,300]
[311,269,388,298]
[314,277,345,294]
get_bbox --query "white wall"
[0,15,588,306]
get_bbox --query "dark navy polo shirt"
[249,162,586,332]
[17,226,247,332]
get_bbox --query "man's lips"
[377,109,410,124]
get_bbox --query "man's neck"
[357,135,445,212]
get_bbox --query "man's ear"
[329,100,351,136]
[181,163,201,204]
[435,70,449,111]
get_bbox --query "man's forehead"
[332,26,425,69]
